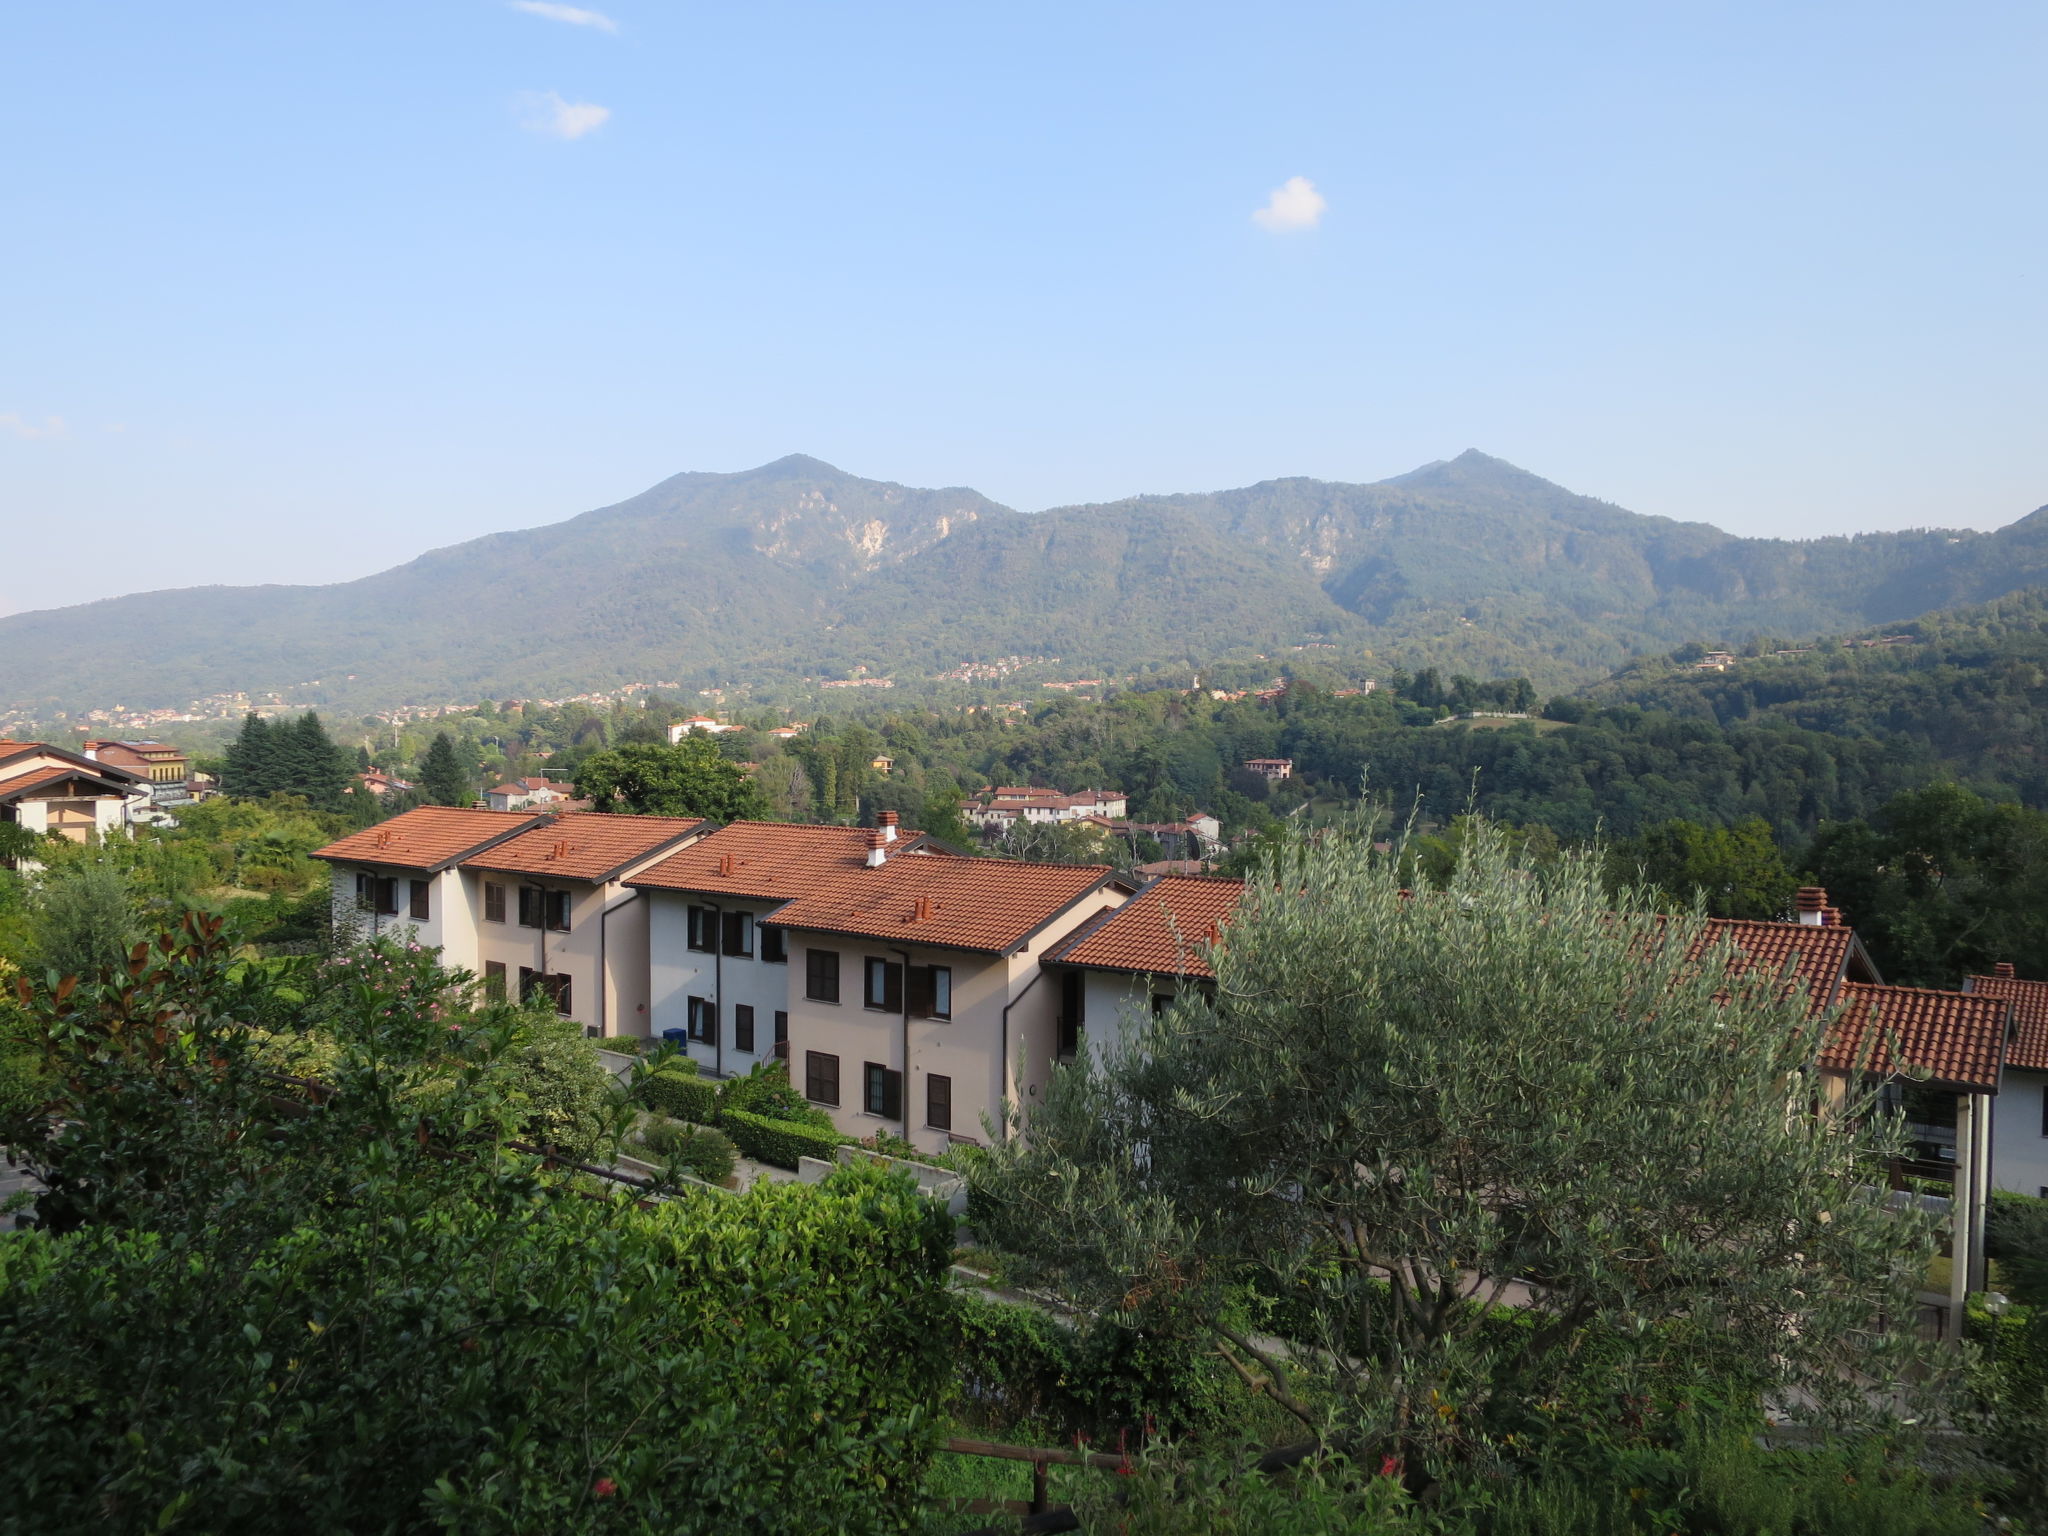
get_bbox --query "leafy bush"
[717,1058,837,1132]
[499,1010,623,1161]
[0,914,958,1533]
[722,1109,849,1170]
[637,1118,738,1186]
[635,1066,717,1125]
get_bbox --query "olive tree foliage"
[971,819,1948,1462]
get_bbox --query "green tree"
[575,739,768,821]
[0,918,955,1532]
[970,819,1943,1471]
[1604,816,1798,919]
[27,862,137,980]
[419,731,471,807]
[220,712,278,798]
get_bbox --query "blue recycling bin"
[661,1028,688,1046]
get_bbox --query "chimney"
[718,852,737,877]
[878,810,899,842]
[912,894,935,922]
[1996,962,2017,979]
[866,829,888,869]
[1794,887,1827,927]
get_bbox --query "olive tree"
[971,819,1946,1466]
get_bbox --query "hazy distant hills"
[4,450,2046,716]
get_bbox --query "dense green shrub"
[718,1058,838,1132]
[636,1118,738,1185]
[722,1108,849,1170]
[635,1065,717,1124]
[0,914,958,1534]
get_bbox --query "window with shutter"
[373,877,399,915]
[926,1073,952,1132]
[805,1050,840,1106]
[761,926,787,964]
[483,882,506,923]
[410,878,431,921]
[687,906,715,952]
[544,891,571,933]
[908,965,951,1020]
[864,958,903,1012]
[734,1004,755,1052]
[722,909,753,957]
[863,1063,902,1120]
[687,995,718,1045]
[518,886,542,928]
[806,949,840,1003]
[483,960,506,999]
[773,1010,789,1059]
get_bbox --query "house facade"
[312,807,707,1035]
[482,776,578,812]
[0,740,143,848]
[1044,874,1245,1064]
[1964,966,2048,1201]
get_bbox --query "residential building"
[1963,965,2048,1200]
[1243,757,1293,783]
[667,716,733,742]
[0,740,144,849]
[312,807,708,1036]
[482,776,578,812]
[629,818,955,1077]
[1044,874,1245,1063]
[82,739,192,798]
[357,767,415,798]
[965,785,1127,831]
[764,837,1131,1155]
[870,754,896,775]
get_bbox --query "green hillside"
[2,450,2044,717]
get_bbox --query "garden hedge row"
[722,1109,851,1170]
[635,1068,717,1125]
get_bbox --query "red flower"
[591,1477,617,1499]
[1378,1454,1404,1480]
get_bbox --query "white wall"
[1992,1068,2048,1199]
[1078,970,1175,1066]
[646,893,793,1074]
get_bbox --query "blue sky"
[2,1,2043,615]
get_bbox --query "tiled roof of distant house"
[1819,982,2011,1093]
[1045,874,1245,978]
[311,807,542,873]
[768,850,1123,956]
[460,811,705,884]
[1964,969,2048,1073]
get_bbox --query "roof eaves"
[586,821,712,885]
[1000,871,1125,958]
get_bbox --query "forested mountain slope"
[3,451,2045,716]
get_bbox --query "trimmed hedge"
[636,1068,717,1125]
[723,1109,850,1170]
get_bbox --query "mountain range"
[4,451,2046,716]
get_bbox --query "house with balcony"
[1963,965,2048,1201]
[0,740,144,852]
[312,806,708,1036]
[626,814,955,1078]
[82,739,192,801]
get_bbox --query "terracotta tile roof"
[1820,982,2011,1092]
[1046,874,1245,978]
[1691,919,1863,1016]
[1964,973,2048,1073]
[627,821,945,900]
[311,807,543,873]
[768,853,1121,956]
[0,763,138,802]
[461,811,706,883]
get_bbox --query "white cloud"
[510,2,618,32]
[520,90,611,140]
[1252,176,1327,232]
[0,414,66,440]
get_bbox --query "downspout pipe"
[998,965,1049,1143]
[709,900,724,1078]
[890,946,914,1140]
